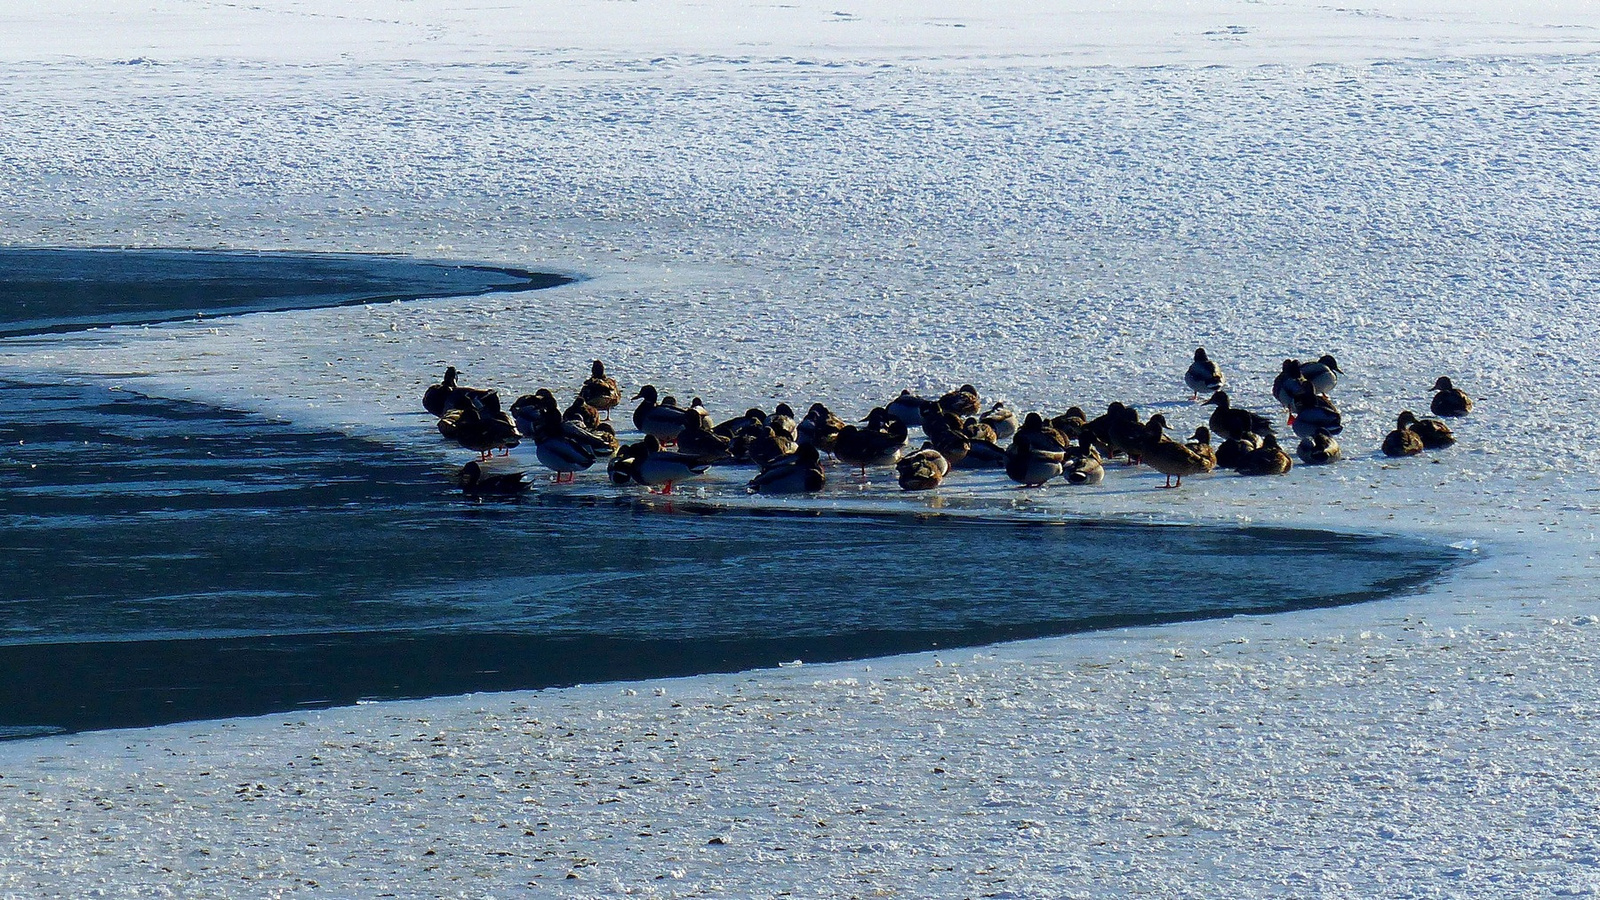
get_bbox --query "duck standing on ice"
[1184,347,1225,400]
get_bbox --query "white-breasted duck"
[1289,392,1342,439]
[1184,347,1226,400]
[979,402,1019,441]
[747,444,826,494]
[631,384,692,444]
[1064,434,1105,485]
[611,435,710,494]
[1430,377,1473,417]
[1004,413,1068,487]
[1296,429,1341,465]
[1299,355,1341,396]
[1401,409,1455,449]
[886,390,935,428]
[897,444,951,491]
[511,391,614,482]
[577,360,622,415]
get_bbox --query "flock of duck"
[424,353,1474,497]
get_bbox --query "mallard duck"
[577,360,622,415]
[1202,391,1275,442]
[1383,413,1425,457]
[676,406,734,465]
[1184,347,1226,400]
[797,403,846,453]
[423,365,493,418]
[564,395,601,429]
[510,391,613,482]
[1139,415,1215,488]
[1004,413,1068,487]
[921,411,971,467]
[1296,429,1341,465]
[747,444,826,494]
[1271,359,1307,422]
[1289,392,1342,439]
[834,410,908,474]
[1064,442,1104,485]
[766,403,800,443]
[1186,426,1218,470]
[886,390,934,428]
[456,459,529,497]
[1401,409,1455,449]
[1430,376,1472,417]
[1299,355,1341,395]
[897,444,951,491]
[955,438,1007,469]
[745,425,797,468]
[714,408,767,440]
[443,391,521,459]
[1105,404,1147,463]
[612,435,710,494]
[938,384,980,417]
[631,385,692,444]
[1236,434,1293,476]
[1050,406,1089,440]
[1214,430,1263,470]
[979,402,1018,441]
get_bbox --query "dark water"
[0,247,569,337]
[0,380,1464,737]
[0,247,1466,737]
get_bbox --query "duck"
[797,403,847,453]
[1382,414,1425,457]
[675,406,735,465]
[611,435,710,494]
[1296,429,1342,465]
[1104,404,1148,462]
[833,409,908,474]
[886,390,935,428]
[1289,392,1342,439]
[921,411,972,468]
[1138,414,1215,488]
[1202,391,1275,442]
[456,459,529,497]
[1184,347,1226,400]
[938,384,981,418]
[1214,430,1264,470]
[896,444,951,491]
[1235,434,1293,476]
[1050,406,1089,440]
[1430,376,1473,417]
[1401,409,1456,449]
[1299,355,1341,396]
[631,385,692,444]
[1271,359,1309,423]
[563,395,602,430]
[747,443,826,494]
[1185,426,1218,470]
[1004,413,1068,487]
[423,365,494,418]
[714,408,768,440]
[510,391,614,482]
[979,402,1019,441]
[577,360,622,415]
[763,403,797,442]
[442,391,521,459]
[1064,434,1105,485]
[955,438,1007,469]
[744,425,798,468]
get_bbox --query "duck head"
[1431,376,1456,392]
[631,384,660,404]
[1201,391,1229,408]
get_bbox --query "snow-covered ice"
[3,0,1600,896]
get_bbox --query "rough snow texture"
[3,1,1600,896]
